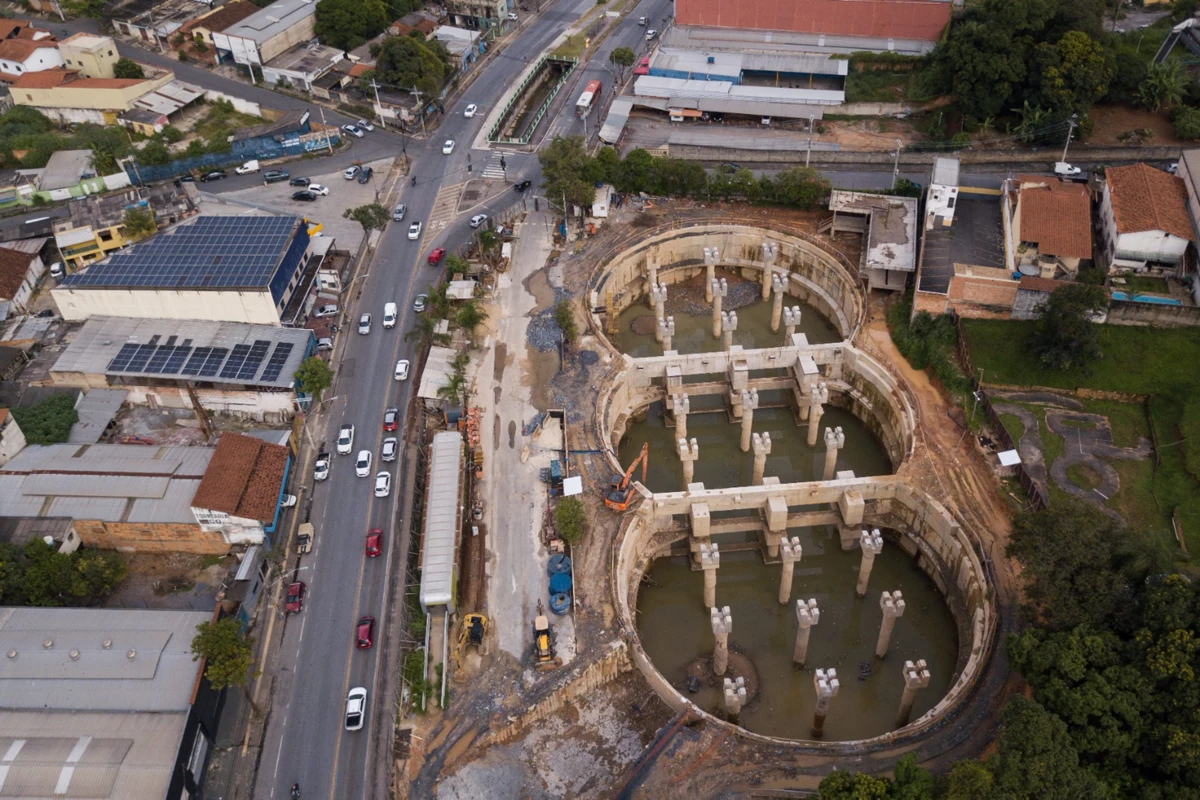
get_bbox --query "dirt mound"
[684,646,761,705]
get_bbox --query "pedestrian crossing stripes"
[481,149,515,180]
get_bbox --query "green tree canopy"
[1138,60,1189,112]
[609,46,636,81]
[191,618,255,691]
[10,394,79,445]
[553,497,587,546]
[539,136,596,210]
[0,540,126,607]
[113,58,145,80]
[139,139,171,167]
[294,356,333,401]
[940,23,1026,120]
[1027,282,1109,371]
[1026,31,1113,116]
[121,207,158,241]
[990,696,1115,799]
[343,203,391,233]
[315,0,389,51]
[372,35,453,98]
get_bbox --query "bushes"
[10,394,78,444]
[885,293,971,396]
[1173,105,1200,140]
[0,540,127,607]
[554,301,578,343]
[553,497,587,546]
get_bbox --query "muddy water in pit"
[615,296,841,357]
[637,533,958,741]
[619,399,891,492]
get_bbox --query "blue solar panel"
[107,343,141,372]
[124,336,161,372]
[219,344,252,379]
[259,342,294,383]
[236,340,271,381]
[198,347,228,377]
[181,346,212,375]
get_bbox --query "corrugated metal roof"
[420,432,463,610]
[127,478,204,523]
[652,47,847,78]
[635,75,842,105]
[600,98,634,144]
[417,346,461,401]
[21,474,171,499]
[673,0,952,44]
[68,388,128,444]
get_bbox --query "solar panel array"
[105,335,299,385]
[59,216,300,290]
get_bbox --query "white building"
[1100,162,1192,274]
[926,157,960,229]
[0,36,63,83]
[212,0,318,67]
[0,408,26,467]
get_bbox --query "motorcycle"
[291,784,300,800]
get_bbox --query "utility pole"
[317,105,333,155]
[1061,116,1078,164]
[370,80,388,130]
[806,114,815,167]
[892,139,902,188]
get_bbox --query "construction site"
[394,198,1017,796]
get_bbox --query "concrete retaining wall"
[1106,298,1200,328]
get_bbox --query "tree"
[160,125,184,144]
[0,540,126,607]
[553,497,587,546]
[404,313,447,347]
[455,301,486,338]
[889,755,936,799]
[609,46,636,81]
[763,167,829,208]
[1173,105,1200,140]
[372,35,452,98]
[10,394,79,445]
[1027,282,1109,372]
[121,207,158,241]
[944,760,994,800]
[191,618,257,709]
[554,300,578,343]
[940,23,1026,120]
[293,356,333,401]
[62,0,106,17]
[436,351,469,406]
[1028,31,1113,116]
[343,203,391,233]
[139,139,171,167]
[1005,499,1134,632]
[314,0,389,51]
[990,696,1113,800]
[113,58,145,80]
[539,136,596,210]
[1138,60,1188,112]
[815,770,890,799]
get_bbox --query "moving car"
[464,104,478,118]
[337,424,354,454]
[357,166,373,184]
[1054,161,1082,176]
[355,450,372,477]
[394,359,410,381]
[314,304,339,317]
[374,472,391,497]
[645,29,658,40]
[408,221,422,240]
[344,165,361,180]
[345,687,367,730]
[314,454,330,481]
[199,170,227,182]
[342,124,364,138]
[392,203,407,221]
[307,183,329,195]
[470,214,488,228]
[428,247,445,265]
[383,302,397,328]
[263,169,290,184]
[292,190,317,202]
[638,15,647,24]
[297,523,313,554]
[235,160,260,174]
[383,407,399,432]
[413,294,427,313]
[442,139,456,155]
[290,176,311,187]
[284,581,306,614]
[381,437,397,462]
[365,529,382,558]
[358,313,371,334]
[356,616,375,648]
[514,180,532,192]
[356,119,375,132]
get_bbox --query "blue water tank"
[548,554,572,575]
[707,55,715,64]
[549,572,572,594]
[549,592,571,615]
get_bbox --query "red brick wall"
[75,520,229,555]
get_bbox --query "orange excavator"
[605,443,649,511]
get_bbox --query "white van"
[383,302,397,328]
[235,160,261,175]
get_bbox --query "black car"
[515,179,532,192]
[199,170,228,182]
[719,162,742,173]
[290,176,311,187]
[292,190,317,202]
[178,174,195,183]
[263,169,290,184]
[357,166,373,184]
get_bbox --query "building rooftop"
[418,346,461,401]
[51,316,313,389]
[675,0,952,42]
[39,148,94,192]
[420,431,464,609]
[0,245,37,301]
[11,67,143,90]
[433,26,481,56]
[58,183,195,234]
[651,47,848,79]
[829,190,918,273]
[0,515,74,547]
[134,78,205,116]
[264,42,343,76]
[0,37,58,64]
[1106,162,1192,239]
[1016,179,1092,260]
[664,21,938,56]
[918,193,1004,294]
[931,156,959,187]
[185,0,261,34]
[221,0,319,45]
[67,387,128,444]
[58,32,111,51]
[635,74,843,107]
[190,432,288,522]
[0,443,213,522]
[59,215,303,291]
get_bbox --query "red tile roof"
[0,247,35,302]
[0,38,57,63]
[1106,163,1192,240]
[1019,184,1092,260]
[676,0,952,42]
[0,20,31,40]
[348,63,371,77]
[191,433,289,523]
[1019,276,1067,294]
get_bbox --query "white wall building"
[1100,162,1192,274]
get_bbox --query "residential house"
[433,25,482,73]
[57,32,121,78]
[9,63,176,125]
[1005,175,1093,279]
[445,0,510,31]
[0,242,46,316]
[0,407,25,466]
[111,0,216,49]
[37,148,94,192]
[0,515,80,552]
[189,432,291,546]
[825,190,917,291]
[389,11,438,37]
[262,42,345,92]
[212,0,318,67]
[0,607,225,799]
[51,183,196,270]
[1174,148,1200,246]
[177,0,261,64]
[0,25,63,84]
[1099,162,1192,274]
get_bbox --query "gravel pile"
[526,287,571,352]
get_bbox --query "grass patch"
[844,70,916,104]
[1066,463,1103,490]
[1120,275,1170,295]
[199,554,224,569]
[192,101,262,143]
[1057,417,1097,430]
[999,413,1026,445]
[553,33,588,59]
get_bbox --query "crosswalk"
[481,149,516,180]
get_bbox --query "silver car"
[393,203,406,221]
[345,687,367,730]
[381,437,398,462]
[358,313,371,335]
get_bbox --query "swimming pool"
[1111,291,1183,306]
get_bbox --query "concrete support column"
[760,241,778,300]
[673,392,690,440]
[711,605,732,676]
[751,431,772,485]
[806,381,829,447]
[721,310,738,352]
[896,659,931,728]
[677,437,699,486]
[811,668,840,738]
[700,542,720,608]
[822,425,845,481]
[778,536,802,605]
[650,283,668,343]
[647,256,658,296]
[739,389,759,452]
[793,598,819,666]
[711,277,728,338]
[856,528,884,597]
[723,676,747,721]
[876,590,906,659]
[704,246,719,302]
[770,274,786,332]
[783,306,802,342]
[659,315,675,352]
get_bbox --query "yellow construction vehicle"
[605,442,649,512]
[533,601,560,671]
[452,612,488,682]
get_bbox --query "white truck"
[235,160,261,175]
[1054,161,1082,177]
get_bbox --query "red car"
[356,616,376,649]
[428,247,445,266]
[285,581,306,614]
[365,529,382,558]
[383,407,399,432]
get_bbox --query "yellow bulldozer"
[452,612,488,682]
[533,601,561,671]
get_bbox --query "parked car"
[314,304,339,317]
[344,687,367,730]
[470,214,488,229]
[307,183,329,195]
[178,174,195,183]
[297,523,313,553]
[285,581,306,614]
[49,262,64,279]
[199,170,227,182]
[464,104,478,118]
[428,247,445,265]
[344,165,361,180]
[314,454,330,481]
[337,424,354,454]
[280,494,298,508]
[316,337,333,351]
[292,190,317,202]
[408,221,423,240]
[342,124,364,138]
[392,203,407,221]
[394,359,410,381]
[383,407,399,432]
[514,180,532,192]
[507,11,518,20]
[1054,161,1082,176]
[263,169,290,184]
[365,529,382,558]
[358,313,371,334]
[720,162,741,173]
[356,119,374,132]
[355,450,372,477]
[374,472,391,497]
[290,176,311,187]
[356,616,375,648]
[645,29,657,40]
[442,139,456,155]
[235,160,260,175]
[383,302,397,328]
[357,166,373,184]
[381,437,397,462]
[413,294,427,313]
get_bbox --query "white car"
[470,214,488,229]
[356,119,374,132]
[442,140,456,155]
[355,450,372,478]
[394,359,410,381]
[336,424,354,455]
[383,302,397,328]
[374,471,391,497]
[342,124,364,139]
[345,687,367,731]
[358,313,371,334]
[235,160,260,175]
[307,183,329,196]
[314,455,330,481]
[464,104,478,118]
[407,221,422,240]
[381,437,398,462]
[645,29,658,40]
